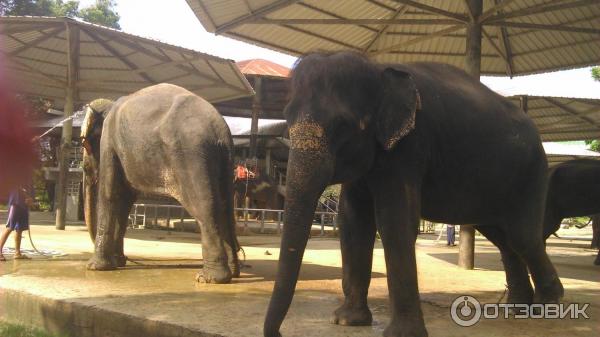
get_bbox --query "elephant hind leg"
[475,225,533,304]
[504,213,564,303]
[87,148,132,271]
[176,152,233,284]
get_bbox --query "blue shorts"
[6,205,29,231]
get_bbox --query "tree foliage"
[78,0,119,29]
[592,67,600,82]
[0,0,120,29]
[586,68,600,151]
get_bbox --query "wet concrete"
[0,225,598,337]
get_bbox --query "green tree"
[1,0,120,29]
[592,67,600,82]
[1,0,78,17]
[78,0,120,29]
[586,67,600,151]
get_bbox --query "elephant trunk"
[264,148,333,336]
[80,100,111,242]
[83,153,98,242]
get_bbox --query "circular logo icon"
[450,295,482,327]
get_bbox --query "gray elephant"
[81,83,240,284]
[263,52,563,337]
[543,159,600,265]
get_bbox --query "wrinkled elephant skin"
[81,84,240,283]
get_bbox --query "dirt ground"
[0,217,597,337]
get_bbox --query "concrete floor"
[0,222,598,337]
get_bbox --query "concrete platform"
[0,224,598,337]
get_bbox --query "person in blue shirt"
[446,224,456,246]
[1,186,34,261]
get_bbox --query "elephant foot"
[383,317,428,337]
[594,254,600,266]
[196,261,232,284]
[86,256,117,271]
[115,254,127,268]
[506,284,534,305]
[533,276,564,304]
[331,303,372,326]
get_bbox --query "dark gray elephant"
[81,83,240,284]
[264,52,563,337]
[543,159,600,265]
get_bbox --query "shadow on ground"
[427,251,600,283]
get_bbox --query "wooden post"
[249,77,262,158]
[458,0,483,270]
[520,95,529,114]
[55,22,79,230]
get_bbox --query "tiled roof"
[237,59,290,77]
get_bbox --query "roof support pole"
[55,22,79,230]
[458,0,482,270]
[249,77,262,158]
[520,95,529,114]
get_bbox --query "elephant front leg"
[332,180,376,326]
[373,180,427,337]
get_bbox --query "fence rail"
[129,203,338,236]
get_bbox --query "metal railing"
[129,203,338,236]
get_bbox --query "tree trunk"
[591,214,600,249]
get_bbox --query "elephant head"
[81,98,113,242]
[264,52,420,336]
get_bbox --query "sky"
[79,0,600,99]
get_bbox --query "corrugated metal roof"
[186,0,600,76]
[237,59,290,77]
[0,16,254,109]
[508,95,600,142]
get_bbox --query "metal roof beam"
[215,0,299,34]
[91,28,243,92]
[481,27,513,76]
[226,31,305,55]
[369,25,465,56]
[543,97,600,130]
[492,0,514,77]
[1,53,66,85]
[478,0,518,23]
[280,24,359,50]
[296,2,379,34]
[82,26,156,84]
[487,21,600,35]
[484,0,598,23]
[8,26,63,56]
[0,23,56,35]
[513,35,600,57]
[537,106,600,130]
[363,5,409,52]
[390,0,469,22]
[253,18,464,25]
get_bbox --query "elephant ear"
[376,67,420,151]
